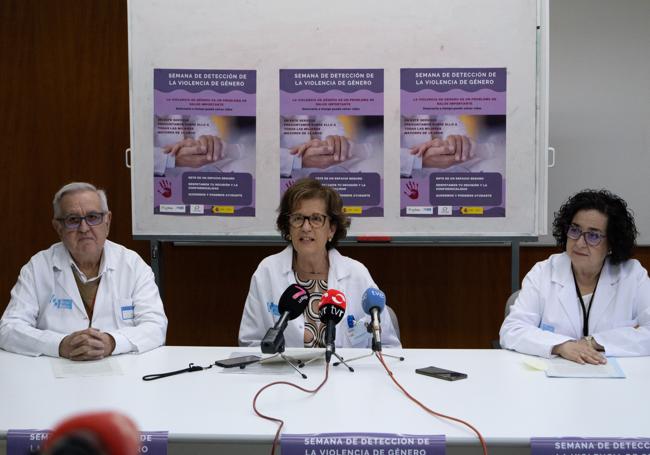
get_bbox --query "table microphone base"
[260,353,307,379]
[302,351,355,372]
[333,351,405,366]
[332,352,355,372]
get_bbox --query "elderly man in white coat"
[0,182,167,360]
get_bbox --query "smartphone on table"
[415,366,467,381]
[215,355,261,368]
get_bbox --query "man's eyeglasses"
[288,213,328,229]
[567,224,606,247]
[57,212,106,230]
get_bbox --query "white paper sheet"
[50,358,123,378]
[545,357,625,378]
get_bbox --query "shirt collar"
[69,253,106,284]
[53,241,115,279]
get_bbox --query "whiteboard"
[128,0,548,240]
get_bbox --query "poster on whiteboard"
[280,69,384,217]
[400,67,506,218]
[153,68,256,216]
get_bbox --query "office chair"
[492,290,520,349]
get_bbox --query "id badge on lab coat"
[346,315,370,347]
[121,305,135,320]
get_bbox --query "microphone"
[362,287,386,352]
[43,411,140,455]
[318,289,347,363]
[261,284,310,354]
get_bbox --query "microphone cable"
[375,351,488,455]
[252,363,330,455]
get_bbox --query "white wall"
[546,0,650,243]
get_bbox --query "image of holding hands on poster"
[400,68,506,217]
[400,114,505,177]
[154,115,254,176]
[280,115,382,178]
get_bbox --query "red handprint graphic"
[157,179,172,198]
[403,181,419,200]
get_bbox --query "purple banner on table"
[140,431,169,455]
[7,429,49,454]
[182,172,253,206]
[429,172,502,206]
[281,433,445,455]
[7,430,168,455]
[312,172,381,206]
[531,437,650,455]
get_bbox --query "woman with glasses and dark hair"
[239,178,401,349]
[500,189,650,364]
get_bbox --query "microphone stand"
[260,333,308,379]
[333,323,405,367]
[302,350,354,371]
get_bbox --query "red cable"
[252,363,330,455]
[375,352,488,455]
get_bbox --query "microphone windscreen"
[44,411,140,455]
[278,284,310,319]
[361,288,386,315]
[318,289,347,324]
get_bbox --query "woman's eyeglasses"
[567,224,606,246]
[288,213,328,229]
[57,212,106,230]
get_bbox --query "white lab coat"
[0,240,168,357]
[499,252,650,358]
[239,246,401,349]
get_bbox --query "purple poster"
[280,69,384,217]
[531,437,650,455]
[400,68,506,217]
[282,433,445,455]
[153,69,256,216]
[7,429,168,455]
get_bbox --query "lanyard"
[142,363,212,381]
[571,264,604,337]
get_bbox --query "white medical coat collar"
[52,240,117,276]
[552,252,619,337]
[278,245,350,285]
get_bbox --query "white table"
[1,347,648,454]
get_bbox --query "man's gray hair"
[52,182,109,218]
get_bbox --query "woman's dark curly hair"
[552,189,637,265]
[277,178,351,249]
